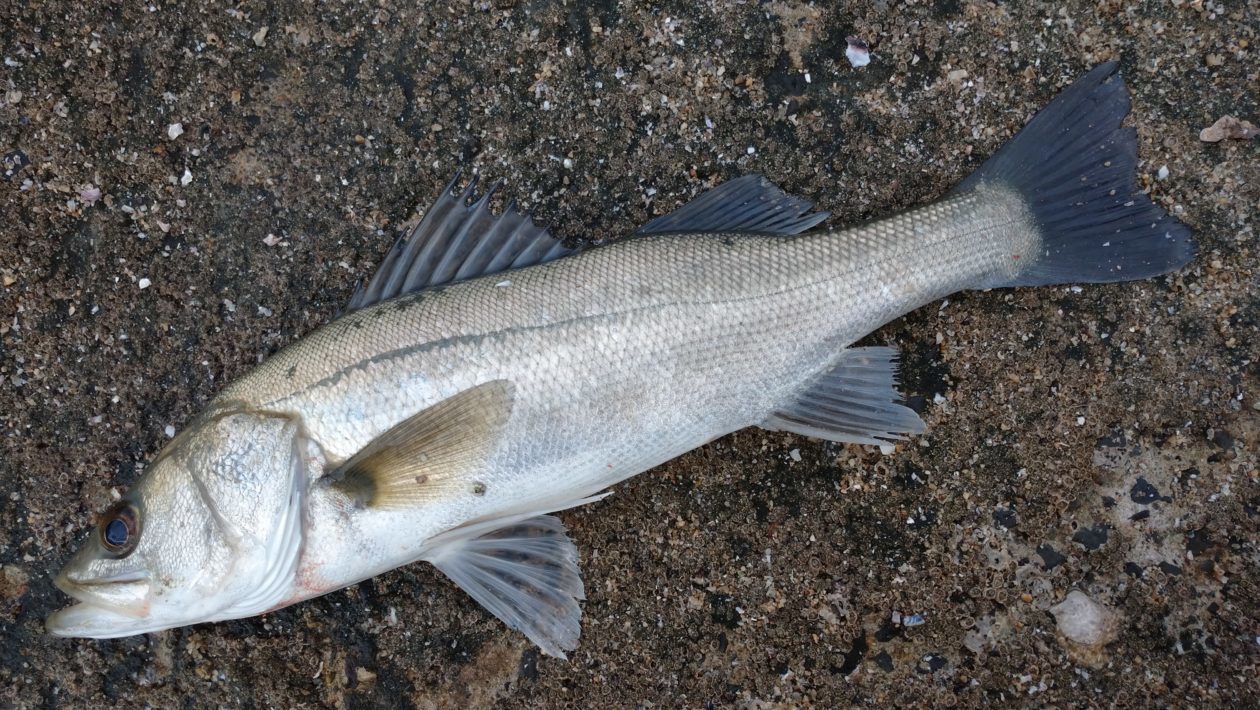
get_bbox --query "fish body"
[228,187,1025,602]
[48,63,1194,658]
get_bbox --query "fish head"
[47,410,308,638]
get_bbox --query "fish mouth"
[47,569,155,637]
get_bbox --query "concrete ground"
[1,0,1256,706]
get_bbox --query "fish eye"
[98,502,141,556]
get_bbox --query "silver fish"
[48,63,1192,658]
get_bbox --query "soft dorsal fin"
[761,346,925,445]
[347,173,574,311]
[321,380,515,509]
[636,174,830,236]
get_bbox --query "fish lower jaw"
[45,602,176,639]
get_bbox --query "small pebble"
[1200,115,1258,142]
[1157,165,1169,180]
[167,122,184,140]
[138,278,151,289]
[1050,591,1116,646]
[789,448,801,462]
[844,36,870,68]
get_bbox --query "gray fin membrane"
[953,62,1194,286]
[762,346,925,445]
[322,380,515,510]
[426,514,586,659]
[636,174,829,236]
[346,172,574,312]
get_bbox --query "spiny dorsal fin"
[347,173,574,312]
[322,380,514,509]
[762,346,925,445]
[636,174,829,236]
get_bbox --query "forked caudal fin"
[957,61,1195,287]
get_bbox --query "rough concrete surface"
[2,0,1257,706]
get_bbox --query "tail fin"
[958,62,1194,287]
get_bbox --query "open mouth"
[47,570,155,638]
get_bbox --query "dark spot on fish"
[285,364,298,380]
[415,474,428,485]
[471,482,486,496]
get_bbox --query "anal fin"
[423,512,596,659]
[762,346,925,445]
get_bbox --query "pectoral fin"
[762,346,926,445]
[423,513,594,659]
[324,380,514,509]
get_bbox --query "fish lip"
[45,602,162,638]
[52,569,152,620]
